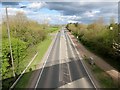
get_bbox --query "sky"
[1,0,119,25]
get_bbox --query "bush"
[66,18,120,70]
[2,38,27,79]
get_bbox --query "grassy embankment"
[2,26,60,89]
[14,26,60,88]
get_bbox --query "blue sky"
[1,1,119,24]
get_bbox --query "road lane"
[65,30,95,88]
[47,32,60,65]
[59,29,72,87]
[36,32,60,88]
[35,28,96,89]
[65,32,87,80]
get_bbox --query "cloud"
[27,2,46,9]
[2,7,29,16]
[68,20,79,23]
[84,10,100,17]
[45,2,118,24]
[1,1,119,24]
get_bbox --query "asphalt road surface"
[35,28,96,89]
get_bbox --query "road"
[35,28,96,89]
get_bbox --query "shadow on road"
[2,57,119,89]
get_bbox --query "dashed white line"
[64,31,72,82]
[66,34,76,59]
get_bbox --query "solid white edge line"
[59,30,61,82]
[34,32,58,89]
[10,52,38,89]
[67,33,97,89]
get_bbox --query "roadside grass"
[83,56,118,88]
[18,44,37,74]
[14,36,52,88]
[2,77,15,89]
[15,26,59,74]
[47,26,60,33]
[14,71,33,89]
[27,35,52,71]
[3,27,58,88]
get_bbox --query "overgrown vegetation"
[2,11,60,88]
[2,12,47,79]
[66,17,120,70]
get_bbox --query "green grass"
[2,27,57,88]
[2,77,15,89]
[47,26,60,33]
[14,36,52,88]
[92,66,117,88]
[84,56,117,88]
[28,36,52,71]
[14,36,52,74]
[17,45,37,74]
[15,72,33,89]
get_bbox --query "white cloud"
[2,7,28,16]
[84,10,100,17]
[67,20,79,23]
[84,11,94,17]
[56,15,81,21]
[92,10,100,14]
[27,2,46,9]
[27,13,82,24]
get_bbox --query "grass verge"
[48,26,60,33]
[83,56,118,88]
[27,35,52,71]
[13,36,52,88]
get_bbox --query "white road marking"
[64,73,69,76]
[66,33,76,59]
[64,30,72,83]
[34,33,58,89]
[59,31,61,82]
[50,33,60,64]
[67,33,97,89]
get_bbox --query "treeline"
[2,12,49,79]
[66,17,120,70]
